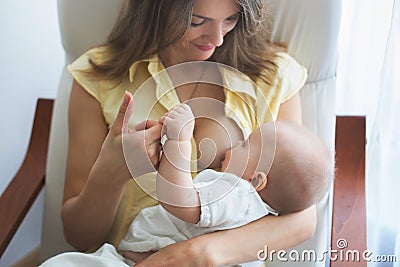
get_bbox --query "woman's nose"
[206,22,224,47]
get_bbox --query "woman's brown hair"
[212,0,286,84]
[88,0,285,85]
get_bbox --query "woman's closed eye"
[190,13,240,28]
[224,13,240,24]
[191,17,206,27]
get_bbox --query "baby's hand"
[160,103,194,141]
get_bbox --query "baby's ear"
[251,171,268,191]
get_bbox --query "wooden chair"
[0,0,367,266]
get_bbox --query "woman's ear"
[251,171,268,191]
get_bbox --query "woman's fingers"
[135,120,159,131]
[135,120,147,131]
[144,122,162,141]
[110,91,134,136]
[143,122,162,167]
[159,116,166,125]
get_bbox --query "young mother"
[62,0,321,266]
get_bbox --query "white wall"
[0,0,64,266]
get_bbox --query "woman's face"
[160,0,240,67]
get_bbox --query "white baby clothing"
[118,169,276,266]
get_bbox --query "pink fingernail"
[124,91,130,104]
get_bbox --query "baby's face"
[221,128,263,180]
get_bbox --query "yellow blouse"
[67,47,307,249]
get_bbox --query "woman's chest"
[188,94,244,170]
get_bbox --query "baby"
[119,103,332,265]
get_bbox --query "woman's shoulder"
[253,52,308,122]
[67,46,118,109]
[271,52,307,79]
[68,45,110,71]
[257,52,308,90]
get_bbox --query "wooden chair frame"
[0,98,367,265]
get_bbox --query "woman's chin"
[192,51,215,61]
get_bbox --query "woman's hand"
[133,238,216,267]
[62,89,162,250]
[96,91,163,180]
[134,119,163,169]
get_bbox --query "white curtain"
[336,0,400,266]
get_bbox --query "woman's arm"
[62,81,122,251]
[206,205,317,266]
[62,82,161,251]
[277,92,302,123]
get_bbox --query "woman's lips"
[195,44,215,51]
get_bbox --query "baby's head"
[221,122,276,191]
[221,121,333,214]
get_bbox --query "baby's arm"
[158,104,200,223]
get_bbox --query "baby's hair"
[258,121,334,214]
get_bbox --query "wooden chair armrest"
[331,116,367,266]
[0,99,54,257]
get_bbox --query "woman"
[61,0,318,266]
